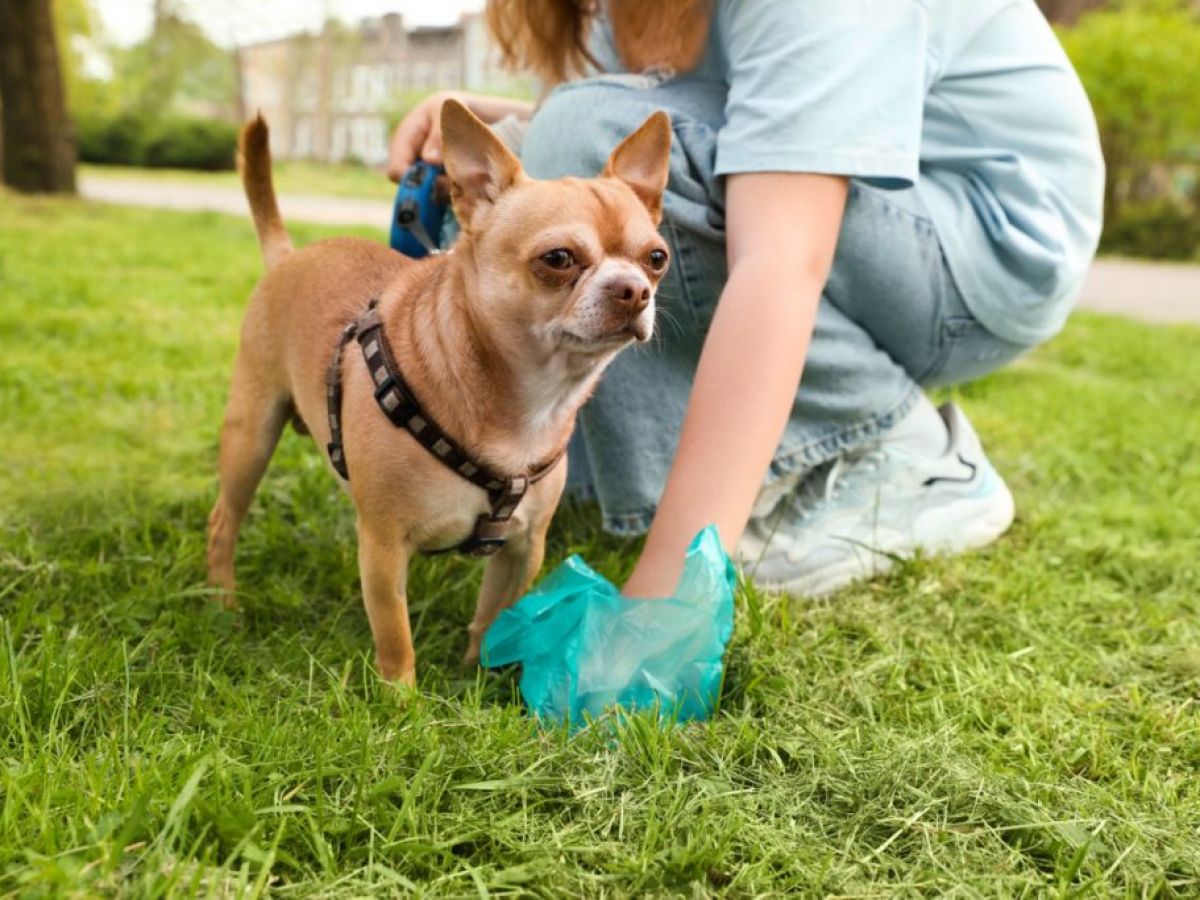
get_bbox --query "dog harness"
[325,299,563,558]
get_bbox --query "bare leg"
[464,518,550,664]
[206,354,289,605]
[357,518,416,686]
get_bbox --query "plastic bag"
[481,526,736,728]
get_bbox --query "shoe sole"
[755,477,1016,598]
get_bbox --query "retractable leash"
[389,161,449,258]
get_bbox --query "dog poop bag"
[481,526,736,728]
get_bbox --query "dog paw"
[203,575,240,609]
[377,659,416,689]
[380,674,418,707]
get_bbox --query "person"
[387,0,1105,599]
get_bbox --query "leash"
[325,299,563,557]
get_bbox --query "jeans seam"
[851,180,936,230]
[913,314,955,385]
[663,217,699,322]
[602,507,657,536]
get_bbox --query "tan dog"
[206,101,671,686]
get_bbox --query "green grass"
[2,191,1199,896]
[80,161,393,202]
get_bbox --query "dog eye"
[540,249,575,270]
[648,249,669,271]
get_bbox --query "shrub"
[1059,3,1200,222]
[1100,200,1200,260]
[138,117,236,171]
[75,113,236,171]
[76,112,145,166]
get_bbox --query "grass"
[2,190,1199,896]
[80,161,392,202]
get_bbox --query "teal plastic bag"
[481,526,736,728]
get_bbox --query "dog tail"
[239,114,292,269]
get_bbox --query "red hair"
[486,0,712,85]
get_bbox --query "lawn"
[80,161,392,202]
[2,191,1199,896]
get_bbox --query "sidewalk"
[1076,259,1198,325]
[79,174,393,229]
[79,174,1200,325]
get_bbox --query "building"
[238,12,531,166]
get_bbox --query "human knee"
[522,78,727,284]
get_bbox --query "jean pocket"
[921,316,1031,388]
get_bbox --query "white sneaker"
[739,400,1015,597]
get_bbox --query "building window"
[331,120,348,161]
[438,60,459,87]
[294,117,313,157]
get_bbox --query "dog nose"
[604,275,651,314]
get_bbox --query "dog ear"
[603,110,672,224]
[441,99,523,231]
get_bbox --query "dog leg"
[207,354,289,605]
[357,519,416,686]
[464,519,550,665]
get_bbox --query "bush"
[138,117,236,171]
[1100,200,1200,260]
[1059,3,1200,225]
[76,113,236,171]
[76,112,145,166]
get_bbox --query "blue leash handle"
[389,161,448,259]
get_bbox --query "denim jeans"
[520,74,1033,535]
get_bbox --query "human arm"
[387,91,535,180]
[621,171,848,598]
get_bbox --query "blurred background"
[1,0,1198,261]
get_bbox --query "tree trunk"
[1036,0,1107,24]
[0,0,76,193]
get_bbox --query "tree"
[1037,0,1109,22]
[112,4,238,121]
[55,0,117,119]
[1039,0,1200,23]
[0,0,77,192]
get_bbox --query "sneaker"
[738,400,1015,597]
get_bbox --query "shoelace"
[791,446,890,521]
[741,443,892,568]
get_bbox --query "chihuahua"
[206,100,671,686]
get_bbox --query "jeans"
[520,74,1033,535]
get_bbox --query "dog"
[206,100,671,686]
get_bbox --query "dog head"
[440,100,670,362]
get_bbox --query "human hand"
[387,92,536,182]
[386,90,464,181]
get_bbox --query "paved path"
[80,175,1200,325]
[1076,258,1198,325]
[79,174,394,229]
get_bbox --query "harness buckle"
[463,513,509,557]
[424,514,508,558]
[463,535,506,557]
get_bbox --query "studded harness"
[325,299,563,557]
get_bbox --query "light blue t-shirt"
[595,0,1106,345]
